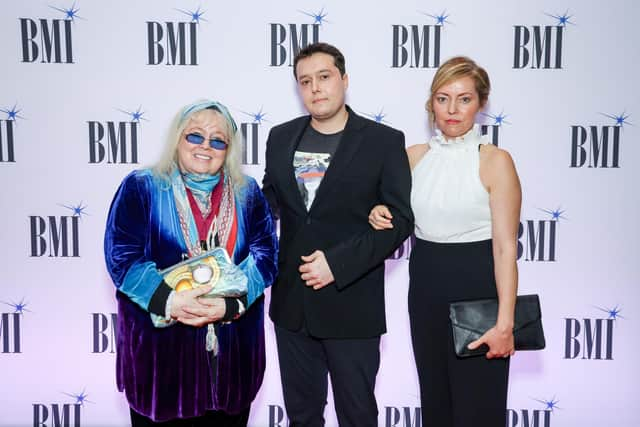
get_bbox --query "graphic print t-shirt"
[293,125,343,210]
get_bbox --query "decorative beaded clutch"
[159,247,248,298]
[150,247,247,328]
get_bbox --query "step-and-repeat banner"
[1,1,638,426]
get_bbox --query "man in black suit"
[262,42,413,427]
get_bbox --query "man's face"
[295,52,348,122]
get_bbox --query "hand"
[299,250,335,290]
[179,297,226,327]
[467,325,515,359]
[368,204,393,230]
[170,285,212,319]
[170,286,226,327]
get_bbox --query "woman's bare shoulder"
[406,143,429,170]
[480,144,515,169]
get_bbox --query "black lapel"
[278,116,310,214]
[309,107,366,212]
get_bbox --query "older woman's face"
[177,109,228,176]
[432,76,482,139]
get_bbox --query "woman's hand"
[368,204,394,230]
[467,325,515,359]
[170,286,226,327]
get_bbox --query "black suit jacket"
[263,107,413,338]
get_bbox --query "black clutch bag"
[449,294,546,358]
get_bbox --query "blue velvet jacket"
[104,169,277,421]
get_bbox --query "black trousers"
[409,239,509,427]
[274,325,380,427]
[129,407,250,427]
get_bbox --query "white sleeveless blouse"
[411,125,492,243]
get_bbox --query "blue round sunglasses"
[185,133,228,151]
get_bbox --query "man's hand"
[299,250,335,290]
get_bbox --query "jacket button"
[306,217,312,225]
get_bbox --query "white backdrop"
[1,1,639,426]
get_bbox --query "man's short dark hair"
[293,42,346,79]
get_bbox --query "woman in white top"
[369,56,521,426]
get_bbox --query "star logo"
[175,6,207,24]
[238,106,269,125]
[533,396,561,411]
[545,10,575,26]
[595,305,624,320]
[539,206,568,222]
[49,2,84,22]
[0,104,25,121]
[600,111,632,128]
[299,8,329,25]
[63,389,93,406]
[60,202,89,218]
[421,10,452,26]
[2,298,31,315]
[482,111,510,127]
[118,106,148,123]
[362,108,390,124]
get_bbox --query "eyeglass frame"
[184,132,229,151]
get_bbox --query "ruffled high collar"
[429,124,482,150]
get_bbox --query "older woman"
[104,100,278,426]
[369,57,521,426]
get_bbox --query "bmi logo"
[147,7,205,65]
[570,111,631,168]
[88,107,145,164]
[480,110,510,147]
[33,389,91,427]
[29,202,88,257]
[517,207,566,262]
[237,106,270,165]
[268,401,422,426]
[267,404,289,427]
[384,406,421,427]
[507,396,559,427]
[0,104,24,163]
[19,3,83,64]
[564,305,621,360]
[391,10,449,68]
[513,11,573,69]
[0,299,29,354]
[269,8,324,66]
[91,312,117,353]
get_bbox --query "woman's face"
[432,76,482,139]
[177,109,228,175]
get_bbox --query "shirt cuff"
[165,290,176,319]
[222,297,246,321]
[148,280,173,316]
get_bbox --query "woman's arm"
[105,171,220,326]
[104,172,168,313]
[487,149,521,335]
[469,146,522,358]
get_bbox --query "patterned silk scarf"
[170,167,238,258]
[169,167,239,354]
